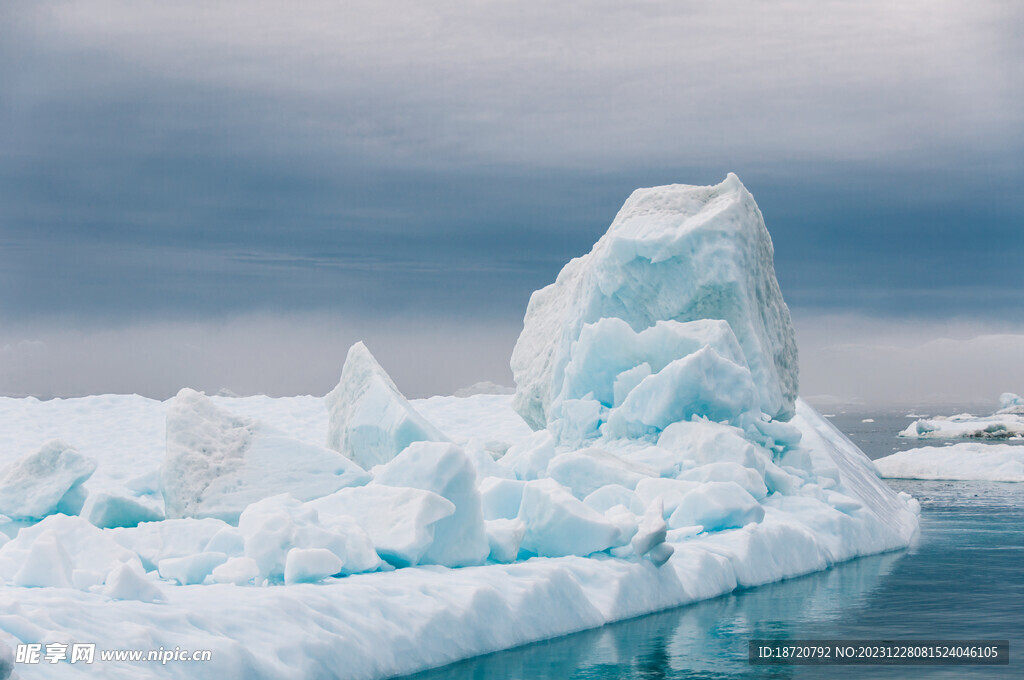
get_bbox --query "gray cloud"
[4,312,1023,408]
[796,314,1024,407]
[7,0,1020,168]
[2,1,1022,401]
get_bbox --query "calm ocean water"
[402,409,1024,679]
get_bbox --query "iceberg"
[326,341,448,469]
[997,392,1024,415]
[0,175,921,680]
[900,394,1024,440]
[162,388,370,522]
[875,444,1024,482]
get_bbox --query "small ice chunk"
[763,461,805,495]
[676,462,768,499]
[158,552,228,585]
[479,477,526,520]
[499,430,557,480]
[239,494,379,581]
[659,420,770,474]
[203,527,245,556]
[668,481,765,531]
[309,486,453,568]
[646,542,675,567]
[632,478,701,517]
[603,504,639,546]
[746,418,803,452]
[326,342,448,469]
[310,513,382,576]
[604,347,760,437]
[517,479,622,557]
[0,440,96,520]
[582,484,636,514]
[12,531,74,588]
[283,548,343,585]
[484,518,525,563]
[211,556,261,585]
[0,515,142,587]
[372,442,490,568]
[631,498,668,557]
[83,492,164,529]
[546,448,656,499]
[102,562,165,603]
[110,518,231,571]
[462,441,515,481]
[613,363,652,407]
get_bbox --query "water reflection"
[402,551,904,680]
[401,478,1024,680]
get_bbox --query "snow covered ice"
[875,443,1024,482]
[0,175,919,680]
[162,388,370,522]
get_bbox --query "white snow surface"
[511,174,799,430]
[0,392,919,680]
[874,443,1024,482]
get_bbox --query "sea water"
[401,410,1023,679]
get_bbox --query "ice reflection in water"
[402,478,1024,680]
[403,550,904,679]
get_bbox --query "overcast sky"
[2,1,1023,403]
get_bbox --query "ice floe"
[875,444,1024,482]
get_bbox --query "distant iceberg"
[875,444,1024,482]
[900,393,1024,440]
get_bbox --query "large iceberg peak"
[511,173,798,430]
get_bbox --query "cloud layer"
[2,2,1022,402]
[3,313,1022,408]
